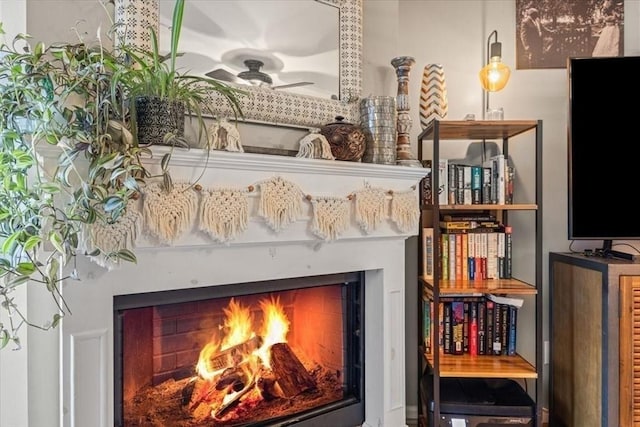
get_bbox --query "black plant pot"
[134,96,185,146]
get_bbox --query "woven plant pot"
[134,96,185,146]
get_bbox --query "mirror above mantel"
[114,0,362,129]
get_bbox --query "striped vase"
[419,64,448,129]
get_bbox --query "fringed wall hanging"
[209,118,243,152]
[257,177,304,232]
[309,196,351,241]
[353,186,388,233]
[199,187,250,243]
[390,189,419,233]
[143,182,199,244]
[87,199,142,269]
[296,131,335,160]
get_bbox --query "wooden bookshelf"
[420,278,538,295]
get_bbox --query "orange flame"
[196,296,290,379]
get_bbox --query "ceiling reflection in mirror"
[159,0,340,99]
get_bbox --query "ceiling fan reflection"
[205,59,314,90]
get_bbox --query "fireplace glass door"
[114,272,364,426]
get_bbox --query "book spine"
[463,301,470,353]
[487,233,498,279]
[505,161,514,204]
[468,233,475,280]
[482,166,492,204]
[422,227,434,280]
[449,233,456,281]
[451,301,464,355]
[456,164,465,205]
[423,298,432,354]
[448,163,457,205]
[477,299,486,355]
[505,225,513,279]
[500,303,509,355]
[443,301,452,354]
[497,231,506,279]
[441,233,449,280]
[492,302,502,355]
[420,159,433,205]
[463,165,472,205]
[438,159,448,205]
[455,234,463,280]
[486,300,495,354]
[469,301,478,356]
[461,234,469,280]
[471,165,482,204]
[508,305,517,356]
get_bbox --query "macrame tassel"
[199,188,249,243]
[296,132,335,160]
[354,186,388,233]
[310,196,350,241]
[390,189,420,233]
[143,182,199,244]
[209,118,243,152]
[258,177,304,232]
[87,199,142,270]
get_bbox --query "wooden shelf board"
[418,120,539,141]
[424,352,538,378]
[421,203,537,210]
[420,277,537,295]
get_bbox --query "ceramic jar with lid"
[319,116,366,161]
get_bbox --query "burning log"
[209,336,263,371]
[215,366,248,391]
[213,376,256,419]
[269,342,317,397]
[256,370,281,401]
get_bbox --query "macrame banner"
[310,196,350,241]
[354,186,388,233]
[258,177,304,232]
[199,187,249,243]
[143,182,199,244]
[390,189,419,233]
[87,199,142,269]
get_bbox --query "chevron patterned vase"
[419,64,448,129]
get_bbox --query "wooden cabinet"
[549,252,640,427]
[417,120,543,426]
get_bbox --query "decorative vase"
[134,96,185,146]
[319,116,366,161]
[419,64,448,129]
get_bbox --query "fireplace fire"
[114,272,364,427]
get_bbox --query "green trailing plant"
[119,0,247,153]
[0,0,246,350]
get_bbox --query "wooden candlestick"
[391,56,421,167]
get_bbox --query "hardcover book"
[422,227,434,280]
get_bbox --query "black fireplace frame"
[113,271,365,427]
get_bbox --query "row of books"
[421,225,513,281]
[423,294,523,357]
[420,156,514,205]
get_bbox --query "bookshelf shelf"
[424,352,537,378]
[420,277,538,295]
[416,119,543,427]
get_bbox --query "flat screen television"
[568,56,640,253]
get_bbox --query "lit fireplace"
[1,148,426,427]
[114,273,364,426]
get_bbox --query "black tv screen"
[568,56,640,243]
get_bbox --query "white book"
[487,293,524,309]
[438,159,448,205]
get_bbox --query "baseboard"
[406,404,418,422]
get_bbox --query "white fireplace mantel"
[0,148,428,427]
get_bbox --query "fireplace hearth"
[114,273,364,427]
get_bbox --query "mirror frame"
[114,0,362,128]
